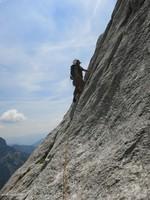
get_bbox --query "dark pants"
[73,77,85,102]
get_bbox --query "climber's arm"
[81,67,89,72]
[83,69,88,72]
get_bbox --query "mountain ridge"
[0,137,31,190]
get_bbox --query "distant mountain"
[12,144,35,154]
[0,137,31,190]
[11,138,43,154]
[6,133,47,146]
[32,138,43,147]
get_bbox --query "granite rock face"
[1,0,150,199]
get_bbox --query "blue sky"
[0,0,116,145]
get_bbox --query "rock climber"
[70,59,88,103]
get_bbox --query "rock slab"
[1,0,150,199]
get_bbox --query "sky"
[0,0,116,145]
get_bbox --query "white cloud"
[0,109,26,123]
[53,78,72,96]
[0,0,116,142]
[93,0,104,17]
[0,0,115,95]
[0,97,71,144]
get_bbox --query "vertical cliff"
[1,0,150,199]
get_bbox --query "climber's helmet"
[73,59,81,65]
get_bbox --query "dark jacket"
[70,65,84,80]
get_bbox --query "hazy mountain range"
[0,137,42,190]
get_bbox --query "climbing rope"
[63,141,69,200]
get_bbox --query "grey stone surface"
[0,0,150,199]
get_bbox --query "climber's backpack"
[70,65,75,80]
